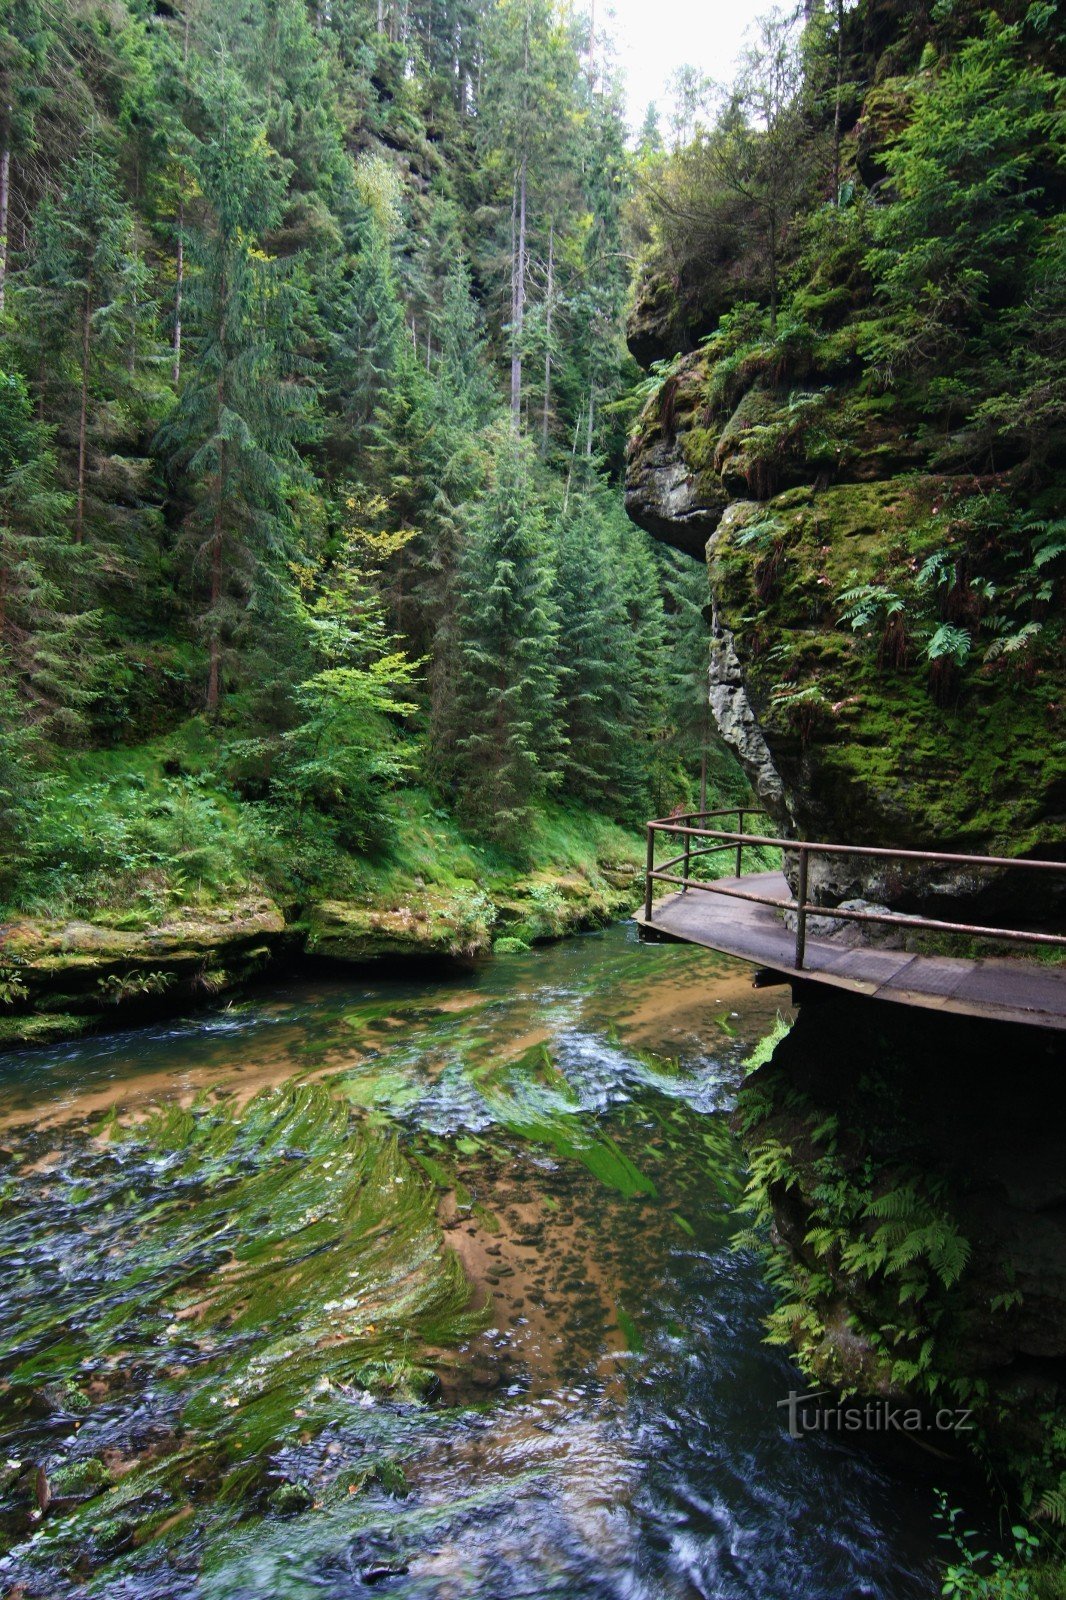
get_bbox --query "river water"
[0,924,945,1598]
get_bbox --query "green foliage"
[0,0,715,916]
[736,1065,979,1404]
[831,493,1064,696]
[555,485,666,819]
[937,1495,1042,1599]
[443,424,563,845]
[864,18,1059,400]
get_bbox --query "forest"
[0,0,734,930]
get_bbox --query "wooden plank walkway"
[635,872,1066,1031]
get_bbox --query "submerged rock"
[268,1480,314,1515]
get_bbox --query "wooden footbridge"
[635,810,1066,1031]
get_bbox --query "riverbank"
[0,817,642,1051]
[0,734,649,1049]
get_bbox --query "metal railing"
[643,808,1066,972]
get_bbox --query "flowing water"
[0,924,947,1598]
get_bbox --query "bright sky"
[603,0,768,131]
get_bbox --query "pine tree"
[445,423,562,841]
[392,251,498,669]
[477,0,580,427]
[321,189,404,465]
[158,59,313,713]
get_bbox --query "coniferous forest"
[0,0,731,936]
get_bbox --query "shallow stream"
[0,924,946,1597]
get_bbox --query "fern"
[837,579,905,631]
[984,620,1042,662]
[924,622,972,664]
[1035,1483,1066,1528]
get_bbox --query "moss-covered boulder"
[0,899,286,1049]
[625,315,1063,924]
[627,380,1064,914]
[303,897,484,963]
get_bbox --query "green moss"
[49,1458,111,1497]
[708,478,1064,852]
[268,1481,313,1515]
[0,1082,485,1577]
[0,1012,91,1047]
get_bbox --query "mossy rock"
[49,1457,111,1498]
[268,1480,314,1515]
[353,1359,439,1405]
[0,1012,91,1049]
[303,900,462,962]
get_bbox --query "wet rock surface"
[737,993,1066,1460]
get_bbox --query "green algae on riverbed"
[0,1082,485,1580]
[0,932,786,1593]
[0,1038,742,1590]
[0,932,954,1600]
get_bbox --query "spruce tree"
[157,59,313,713]
[13,146,158,562]
[556,490,642,814]
[446,423,562,841]
[0,368,96,739]
[321,191,404,465]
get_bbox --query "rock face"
[622,3,1065,922]
[738,996,1066,1466]
[623,297,1063,927]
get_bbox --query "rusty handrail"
[642,810,1066,971]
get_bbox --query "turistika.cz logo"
[778,1389,974,1441]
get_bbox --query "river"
[0,923,946,1598]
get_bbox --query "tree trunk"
[586,386,595,456]
[510,154,527,425]
[173,197,184,386]
[0,127,10,318]
[768,213,777,336]
[541,221,553,455]
[207,288,227,713]
[207,504,223,714]
[76,274,92,546]
[562,408,582,516]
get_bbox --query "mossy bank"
[0,724,647,1050]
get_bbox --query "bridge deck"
[635,872,1066,1031]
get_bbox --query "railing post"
[735,808,745,878]
[682,823,691,893]
[644,825,655,923]
[795,846,809,971]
